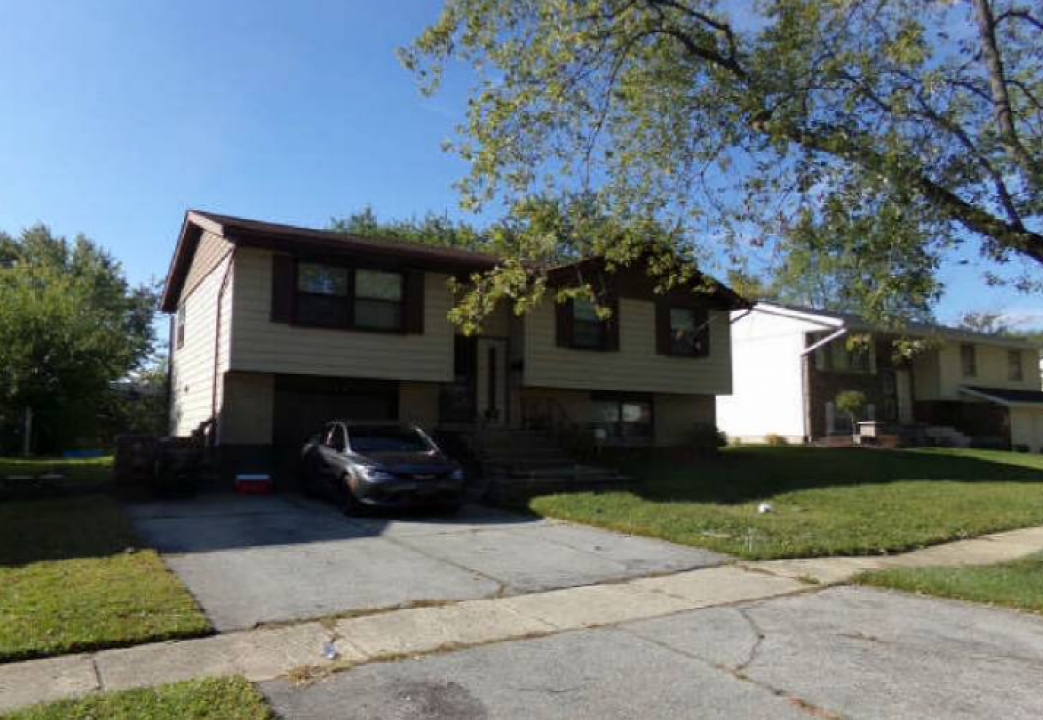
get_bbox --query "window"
[354,269,403,330]
[296,262,349,327]
[572,298,606,350]
[815,337,872,373]
[1008,350,1024,382]
[293,263,404,331]
[347,425,432,454]
[961,344,977,378]
[176,305,186,349]
[591,394,653,440]
[668,307,709,357]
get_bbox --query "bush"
[691,423,727,451]
[765,433,789,446]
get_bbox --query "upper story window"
[296,263,350,327]
[815,337,872,373]
[176,305,186,349]
[1008,350,1024,382]
[572,298,607,350]
[354,269,403,331]
[668,307,710,357]
[961,343,977,378]
[293,263,404,332]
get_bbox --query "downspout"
[210,248,237,442]
[166,313,175,436]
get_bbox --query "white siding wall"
[170,250,233,436]
[716,310,819,441]
[228,249,454,383]
[523,297,732,395]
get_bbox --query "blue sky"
[0,0,1039,329]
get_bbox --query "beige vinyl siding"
[219,372,274,445]
[183,231,232,297]
[523,297,732,395]
[228,249,454,383]
[915,342,1040,401]
[655,393,715,446]
[170,251,233,436]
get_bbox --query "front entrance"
[896,369,914,424]
[476,338,508,425]
[440,335,509,425]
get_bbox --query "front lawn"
[0,455,112,485]
[0,495,210,663]
[2,677,273,720]
[526,447,1043,560]
[857,551,1043,615]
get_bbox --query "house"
[160,210,748,479]
[717,302,1043,451]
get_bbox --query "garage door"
[1010,408,1043,453]
[272,375,399,482]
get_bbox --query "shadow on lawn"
[604,447,1043,506]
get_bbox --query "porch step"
[924,425,971,448]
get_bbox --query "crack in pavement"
[734,606,768,673]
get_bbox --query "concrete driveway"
[127,493,724,631]
[261,586,1043,719]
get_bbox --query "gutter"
[801,327,848,356]
[210,247,237,436]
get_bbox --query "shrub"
[765,433,789,446]
[692,422,727,451]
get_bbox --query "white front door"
[475,338,508,425]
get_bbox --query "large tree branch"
[783,122,1043,263]
[972,0,1043,183]
[645,4,1043,264]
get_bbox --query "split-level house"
[160,211,748,479]
[717,302,1043,451]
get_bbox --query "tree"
[330,206,488,251]
[0,225,156,453]
[958,309,1011,334]
[403,0,1043,325]
[835,390,867,438]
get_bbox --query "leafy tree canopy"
[403,0,1043,327]
[330,205,488,251]
[0,225,156,452]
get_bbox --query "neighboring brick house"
[160,210,749,478]
[717,303,1043,450]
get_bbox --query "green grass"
[1,677,273,720]
[525,447,1043,560]
[0,495,211,663]
[857,551,1043,614]
[0,455,113,484]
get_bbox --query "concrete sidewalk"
[3,522,1043,714]
[744,524,1043,584]
[0,566,806,712]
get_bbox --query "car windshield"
[348,426,432,454]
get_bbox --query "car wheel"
[338,475,366,516]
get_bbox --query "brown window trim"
[656,301,710,358]
[291,259,408,335]
[557,296,620,352]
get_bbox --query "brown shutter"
[603,294,620,351]
[403,269,425,334]
[555,298,573,348]
[655,299,671,355]
[271,254,295,323]
[694,307,710,357]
